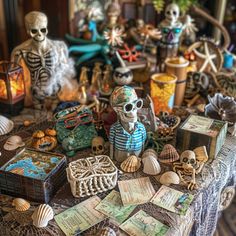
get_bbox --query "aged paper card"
[118,177,155,206]
[151,185,194,215]
[95,190,136,224]
[120,210,169,236]
[54,196,106,236]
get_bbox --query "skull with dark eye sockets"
[25,11,48,42]
[180,150,196,170]
[165,3,180,23]
[91,136,105,155]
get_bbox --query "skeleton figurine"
[158,3,197,65]
[109,86,146,162]
[173,147,208,190]
[11,11,75,111]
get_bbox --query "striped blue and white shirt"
[109,121,146,152]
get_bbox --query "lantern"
[0,61,25,115]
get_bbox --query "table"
[0,117,236,236]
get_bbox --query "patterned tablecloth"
[0,116,236,236]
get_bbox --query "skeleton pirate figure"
[11,11,75,110]
[158,3,197,67]
[109,86,146,162]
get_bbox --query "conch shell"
[32,204,54,228]
[120,155,141,173]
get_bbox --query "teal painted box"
[176,114,228,160]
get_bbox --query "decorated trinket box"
[67,155,118,198]
[0,148,67,203]
[176,114,228,160]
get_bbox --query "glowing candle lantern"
[0,61,25,115]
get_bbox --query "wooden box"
[0,148,67,203]
[176,114,228,160]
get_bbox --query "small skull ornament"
[165,3,180,25]
[92,136,105,155]
[180,150,196,171]
[25,11,48,42]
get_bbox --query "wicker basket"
[67,155,118,197]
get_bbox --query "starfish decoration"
[118,44,140,62]
[104,27,125,47]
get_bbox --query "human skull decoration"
[25,11,48,43]
[92,136,105,155]
[180,150,196,170]
[165,3,180,25]
[110,86,143,123]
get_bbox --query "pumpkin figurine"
[32,129,57,151]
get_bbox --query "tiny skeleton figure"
[158,3,197,64]
[173,147,208,190]
[109,86,146,162]
[11,11,75,110]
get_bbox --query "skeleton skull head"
[92,136,105,155]
[165,3,180,24]
[110,86,143,123]
[25,11,48,42]
[180,150,196,170]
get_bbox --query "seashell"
[120,155,141,173]
[142,148,158,159]
[159,144,179,163]
[0,115,14,136]
[32,130,45,139]
[142,156,161,175]
[32,204,54,228]
[4,135,25,151]
[12,198,30,211]
[159,171,180,186]
[96,227,116,236]
[205,93,236,123]
[193,146,208,162]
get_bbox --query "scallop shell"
[159,144,179,163]
[12,198,30,212]
[205,93,236,123]
[0,115,14,136]
[142,149,158,159]
[120,155,141,173]
[96,227,116,236]
[32,204,54,228]
[159,171,180,186]
[142,156,161,175]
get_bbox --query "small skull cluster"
[91,136,105,155]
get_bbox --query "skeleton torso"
[160,20,183,46]
[12,39,65,100]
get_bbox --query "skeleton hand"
[187,180,198,190]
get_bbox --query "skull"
[25,11,48,42]
[180,150,196,170]
[165,3,180,24]
[92,136,105,155]
[110,86,143,123]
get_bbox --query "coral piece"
[12,198,30,212]
[159,171,180,186]
[0,115,14,136]
[32,204,54,228]
[67,155,118,197]
[118,44,140,62]
[120,155,141,173]
[142,156,161,175]
[159,144,179,163]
